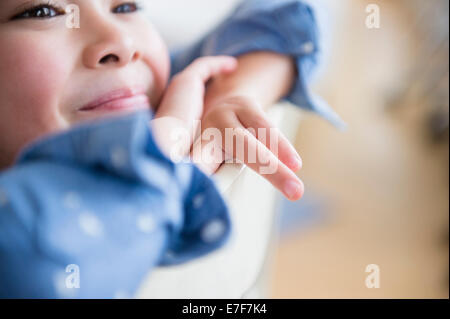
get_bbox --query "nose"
[82,22,141,69]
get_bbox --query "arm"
[0,112,230,298]
[204,51,296,114]
[153,56,237,159]
[178,53,305,201]
[153,53,303,201]
[171,0,344,128]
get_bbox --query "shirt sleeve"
[0,111,231,299]
[170,0,345,129]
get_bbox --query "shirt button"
[110,146,128,169]
[201,218,226,243]
[192,193,205,210]
[78,212,104,238]
[301,41,315,54]
[136,214,156,234]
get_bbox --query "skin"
[0,0,169,167]
[0,0,304,201]
[197,52,305,200]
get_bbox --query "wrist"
[204,51,296,113]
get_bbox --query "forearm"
[204,51,296,113]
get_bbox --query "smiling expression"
[0,0,170,167]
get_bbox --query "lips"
[79,86,150,112]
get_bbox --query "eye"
[11,3,65,20]
[113,2,142,14]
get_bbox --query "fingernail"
[284,180,302,200]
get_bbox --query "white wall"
[143,0,339,83]
[143,0,241,48]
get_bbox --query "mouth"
[79,86,150,112]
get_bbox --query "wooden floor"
[270,0,449,298]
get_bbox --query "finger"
[190,136,224,175]
[236,106,303,172]
[224,123,304,201]
[156,56,237,121]
[182,56,238,81]
[189,109,237,174]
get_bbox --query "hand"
[151,56,237,159]
[190,96,304,201]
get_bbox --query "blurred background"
[271,0,449,299]
[146,0,449,298]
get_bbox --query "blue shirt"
[171,0,345,129]
[0,0,340,298]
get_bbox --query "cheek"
[0,34,69,158]
[147,48,170,108]
[0,36,67,119]
[136,23,170,107]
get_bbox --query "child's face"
[0,0,170,166]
